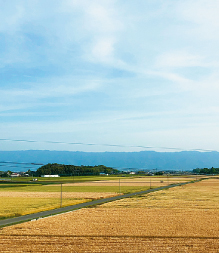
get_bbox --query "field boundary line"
[0,179,203,228]
[1,234,218,240]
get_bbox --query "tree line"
[32,163,120,176]
[193,167,219,174]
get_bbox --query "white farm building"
[41,175,60,178]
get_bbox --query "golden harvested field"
[0,198,89,220]
[0,178,218,252]
[0,192,117,219]
[100,179,219,210]
[0,191,117,199]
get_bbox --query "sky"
[1,0,219,152]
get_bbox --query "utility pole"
[119,179,121,194]
[60,183,62,207]
[73,168,74,182]
[150,177,151,189]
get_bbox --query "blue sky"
[1,0,219,152]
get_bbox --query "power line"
[0,161,44,165]
[0,163,43,168]
[0,161,44,171]
[0,138,215,152]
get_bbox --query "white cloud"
[65,0,122,64]
[176,0,219,40]
[0,75,102,113]
[155,51,206,69]
[178,0,219,26]
[91,37,115,63]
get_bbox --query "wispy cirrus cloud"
[1,0,219,151]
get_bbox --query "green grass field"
[0,175,136,183]
[0,183,151,194]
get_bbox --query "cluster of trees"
[33,163,120,176]
[0,171,11,177]
[193,167,219,174]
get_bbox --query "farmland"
[0,175,198,219]
[0,176,218,252]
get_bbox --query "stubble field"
[0,177,218,252]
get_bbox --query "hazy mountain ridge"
[1,150,219,172]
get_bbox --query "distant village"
[0,167,195,179]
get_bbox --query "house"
[11,173,21,177]
[129,172,136,175]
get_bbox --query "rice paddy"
[0,175,197,219]
[0,177,218,252]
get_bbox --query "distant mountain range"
[1,150,219,172]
